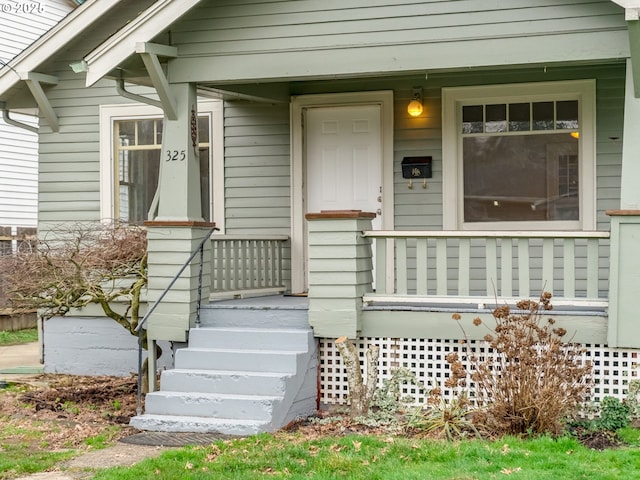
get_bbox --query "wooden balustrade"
[210,235,288,297]
[363,230,610,307]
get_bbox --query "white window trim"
[442,80,596,231]
[99,100,225,231]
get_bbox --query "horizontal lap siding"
[0,0,71,62]
[223,102,292,283]
[35,1,157,235]
[0,0,72,228]
[170,0,626,82]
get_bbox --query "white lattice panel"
[319,338,639,406]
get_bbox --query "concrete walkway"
[0,341,42,382]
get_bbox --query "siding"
[0,0,72,63]
[0,0,72,228]
[35,1,157,233]
[169,0,627,83]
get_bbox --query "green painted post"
[305,210,375,339]
[143,82,214,343]
[607,211,640,348]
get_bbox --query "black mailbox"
[401,156,432,179]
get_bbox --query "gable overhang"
[611,0,640,96]
[83,0,203,88]
[0,0,128,130]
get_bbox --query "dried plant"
[451,293,593,436]
[0,223,158,391]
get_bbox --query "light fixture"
[407,87,423,117]
[69,60,88,73]
[570,131,580,139]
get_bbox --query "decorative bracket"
[17,72,59,132]
[115,42,178,120]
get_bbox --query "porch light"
[408,87,423,117]
[570,131,580,139]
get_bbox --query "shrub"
[597,396,630,431]
[451,293,593,436]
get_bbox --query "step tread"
[149,391,283,401]
[132,413,269,426]
[166,368,291,378]
[192,327,311,333]
[182,347,305,354]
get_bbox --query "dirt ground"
[0,375,175,479]
[0,374,631,479]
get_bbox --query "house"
[0,0,639,434]
[0,0,76,333]
[0,0,75,254]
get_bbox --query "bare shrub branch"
[450,292,593,436]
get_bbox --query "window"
[100,102,224,229]
[442,80,595,230]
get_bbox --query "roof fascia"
[84,0,204,87]
[0,0,126,98]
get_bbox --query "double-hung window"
[100,101,224,227]
[442,80,595,230]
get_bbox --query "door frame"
[290,90,394,294]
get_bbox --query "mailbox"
[401,156,432,179]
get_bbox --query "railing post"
[607,210,640,348]
[305,210,374,339]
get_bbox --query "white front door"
[305,105,382,229]
[290,91,394,294]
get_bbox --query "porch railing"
[210,234,289,297]
[363,230,610,308]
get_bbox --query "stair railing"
[134,226,218,415]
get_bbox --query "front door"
[305,105,382,228]
[290,91,393,294]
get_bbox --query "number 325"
[166,150,186,161]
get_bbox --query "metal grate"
[319,338,640,406]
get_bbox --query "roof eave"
[0,0,126,99]
[83,0,204,87]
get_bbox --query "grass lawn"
[0,328,38,346]
[93,429,640,480]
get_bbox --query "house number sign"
[166,150,186,161]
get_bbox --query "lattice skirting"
[318,338,640,407]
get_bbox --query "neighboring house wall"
[0,0,73,234]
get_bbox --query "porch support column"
[154,82,202,222]
[305,210,374,339]
[606,59,640,349]
[607,211,640,348]
[143,82,213,343]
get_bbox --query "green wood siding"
[169,0,627,84]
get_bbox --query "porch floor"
[206,295,309,310]
[205,294,606,316]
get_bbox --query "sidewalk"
[0,341,43,382]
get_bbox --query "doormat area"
[120,431,237,447]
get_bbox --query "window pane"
[200,147,210,221]
[118,150,160,224]
[485,104,506,133]
[508,103,530,131]
[556,100,579,130]
[118,121,135,146]
[463,133,579,222]
[532,102,554,130]
[462,105,483,133]
[198,116,209,143]
[138,119,156,145]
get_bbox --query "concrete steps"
[131,297,316,434]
